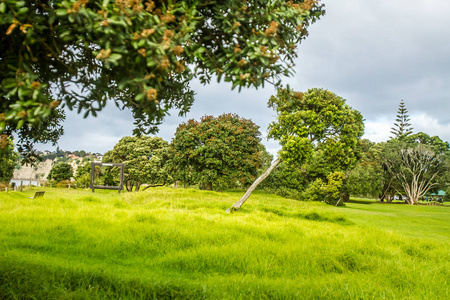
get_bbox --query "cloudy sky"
[36,0,450,157]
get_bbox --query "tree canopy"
[103,136,170,191]
[380,133,450,204]
[47,161,73,182]
[267,88,364,169]
[0,135,18,183]
[390,100,413,140]
[0,0,325,151]
[169,113,264,190]
[228,88,364,211]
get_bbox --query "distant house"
[68,154,80,160]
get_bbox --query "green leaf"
[55,9,68,16]
[17,119,24,129]
[194,47,206,55]
[17,7,28,14]
[0,2,6,13]
[135,93,144,101]
[109,53,122,61]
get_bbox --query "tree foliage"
[0,0,325,150]
[47,161,73,182]
[103,136,169,191]
[0,135,18,183]
[347,139,384,199]
[380,133,450,204]
[390,100,413,140]
[268,88,364,170]
[228,88,364,211]
[258,161,306,199]
[74,161,102,188]
[267,88,364,203]
[169,113,263,190]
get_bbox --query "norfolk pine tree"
[390,100,413,140]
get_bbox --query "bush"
[56,180,76,189]
[48,162,73,182]
[301,172,346,206]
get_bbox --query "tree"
[390,100,413,140]
[0,135,19,183]
[1,0,325,154]
[258,160,307,199]
[169,114,263,190]
[227,88,364,212]
[381,133,450,205]
[103,136,170,191]
[47,162,73,182]
[347,139,384,199]
[74,161,102,188]
[3,109,65,165]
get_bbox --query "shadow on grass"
[346,199,377,205]
[259,207,354,225]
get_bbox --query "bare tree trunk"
[226,157,281,213]
[135,181,141,191]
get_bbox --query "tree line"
[1,1,448,207]
[42,90,450,208]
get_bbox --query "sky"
[35,0,450,157]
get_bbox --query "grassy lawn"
[0,187,449,299]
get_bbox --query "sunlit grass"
[0,187,449,299]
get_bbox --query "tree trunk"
[135,181,141,191]
[342,191,350,202]
[226,157,281,213]
[126,180,132,192]
[206,182,212,190]
[143,183,165,190]
[386,195,393,203]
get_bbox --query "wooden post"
[119,163,125,194]
[90,162,95,193]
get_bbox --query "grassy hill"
[0,188,449,299]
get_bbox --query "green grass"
[0,187,449,299]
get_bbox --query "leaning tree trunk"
[226,157,281,213]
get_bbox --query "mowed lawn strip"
[0,188,449,299]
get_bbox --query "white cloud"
[411,114,450,142]
[34,0,450,153]
[363,120,391,143]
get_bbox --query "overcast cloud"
[35,0,450,157]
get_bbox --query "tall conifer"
[390,100,413,140]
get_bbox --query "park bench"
[29,191,45,199]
